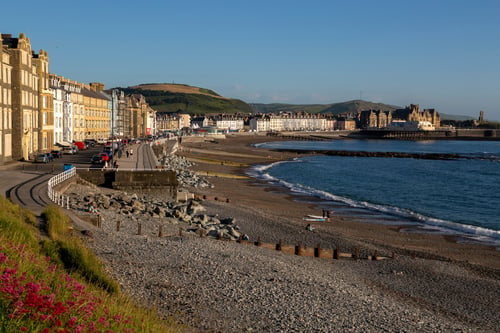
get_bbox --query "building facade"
[0,35,13,164]
[392,104,440,128]
[2,33,41,160]
[84,82,110,141]
[33,50,53,152]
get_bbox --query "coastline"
[177,133,500,270]
[68,135,500,332]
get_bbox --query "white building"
[250,113,328,132]
[214,115,244,131]
[387,120,435,131]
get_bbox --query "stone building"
[0,34,13,164]
[1,33,41,160]
[392,104,440,128]
[85,82,111,140]
[156,112,180,132]
[359,109,392,129]
[359,104,440,130]
[33,50,53,152]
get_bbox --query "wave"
[248,162,500,245]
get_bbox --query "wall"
[77,169,178,198]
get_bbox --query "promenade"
[0,142,158,214]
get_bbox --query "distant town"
[1,32,497,165]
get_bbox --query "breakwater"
[272,149,485,160]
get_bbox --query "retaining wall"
[77,169,178,198]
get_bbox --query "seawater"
[251,139,500,248]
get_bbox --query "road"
[0,143,158,215]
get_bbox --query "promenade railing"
[47,167,76,209]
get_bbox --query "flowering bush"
[0,197,179,332]
[0,241,138,332]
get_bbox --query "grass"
[0,196,188,332]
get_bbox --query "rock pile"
[159,154,212,189]
[69,188,244,241]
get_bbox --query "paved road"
[0,143,158,215]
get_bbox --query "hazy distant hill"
[119,83,252,115]
[439,113,475,121]
[250,100,400,115]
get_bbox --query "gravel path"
[68,184,499,333]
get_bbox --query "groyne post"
[372,250,378,261]
[295,242,302,256]
[179,227,183,237]
[255,237,262,246]
[137,223,142,235]
[353,247,359,260]
[158,225,163,237]
[276,240,282,251]
[333,247,339,260]
[314,243,321,258]
[116,220,120,232]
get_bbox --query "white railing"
[47,167,76,209]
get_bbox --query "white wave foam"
[248,162,500,245]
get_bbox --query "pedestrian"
[130,148,133,156]
[102,153,109,168]
[126,149,129,158]
[113,160,119,169]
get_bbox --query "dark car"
[84,139,96,148]
[90,154,103,164]
[34,153,49,163]
[51,150,62,158]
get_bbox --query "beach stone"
[131,200,145,211]
[220,217,235,225]
[187,201,205,215]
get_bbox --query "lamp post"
[111,89,117,167]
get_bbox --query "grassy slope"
[0,197,185,332]
[122,83,253,115]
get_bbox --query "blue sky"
[2,0,499,120]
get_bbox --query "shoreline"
[177,133,500,270]
[67,135,500,332]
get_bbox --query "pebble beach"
[68,134,500,332]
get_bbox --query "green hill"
[118,83,253,115]
[250,100,400,115]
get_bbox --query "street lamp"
[111,89,117,167]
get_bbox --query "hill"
[250,100,400,115]
[120,83,252,115]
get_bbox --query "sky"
[2,0,499,120]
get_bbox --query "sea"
[250,139,500,249]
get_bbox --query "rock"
[81,230,94,238]
[131,200,145,211]
[220,217,235,225]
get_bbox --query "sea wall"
[77,169,178,197]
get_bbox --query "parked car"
[62,146,77,155]
[90,154,103,164]
[51,150,62,158]
[84,139,96,148]
[74,141,86,150]
[34,153,49,163]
